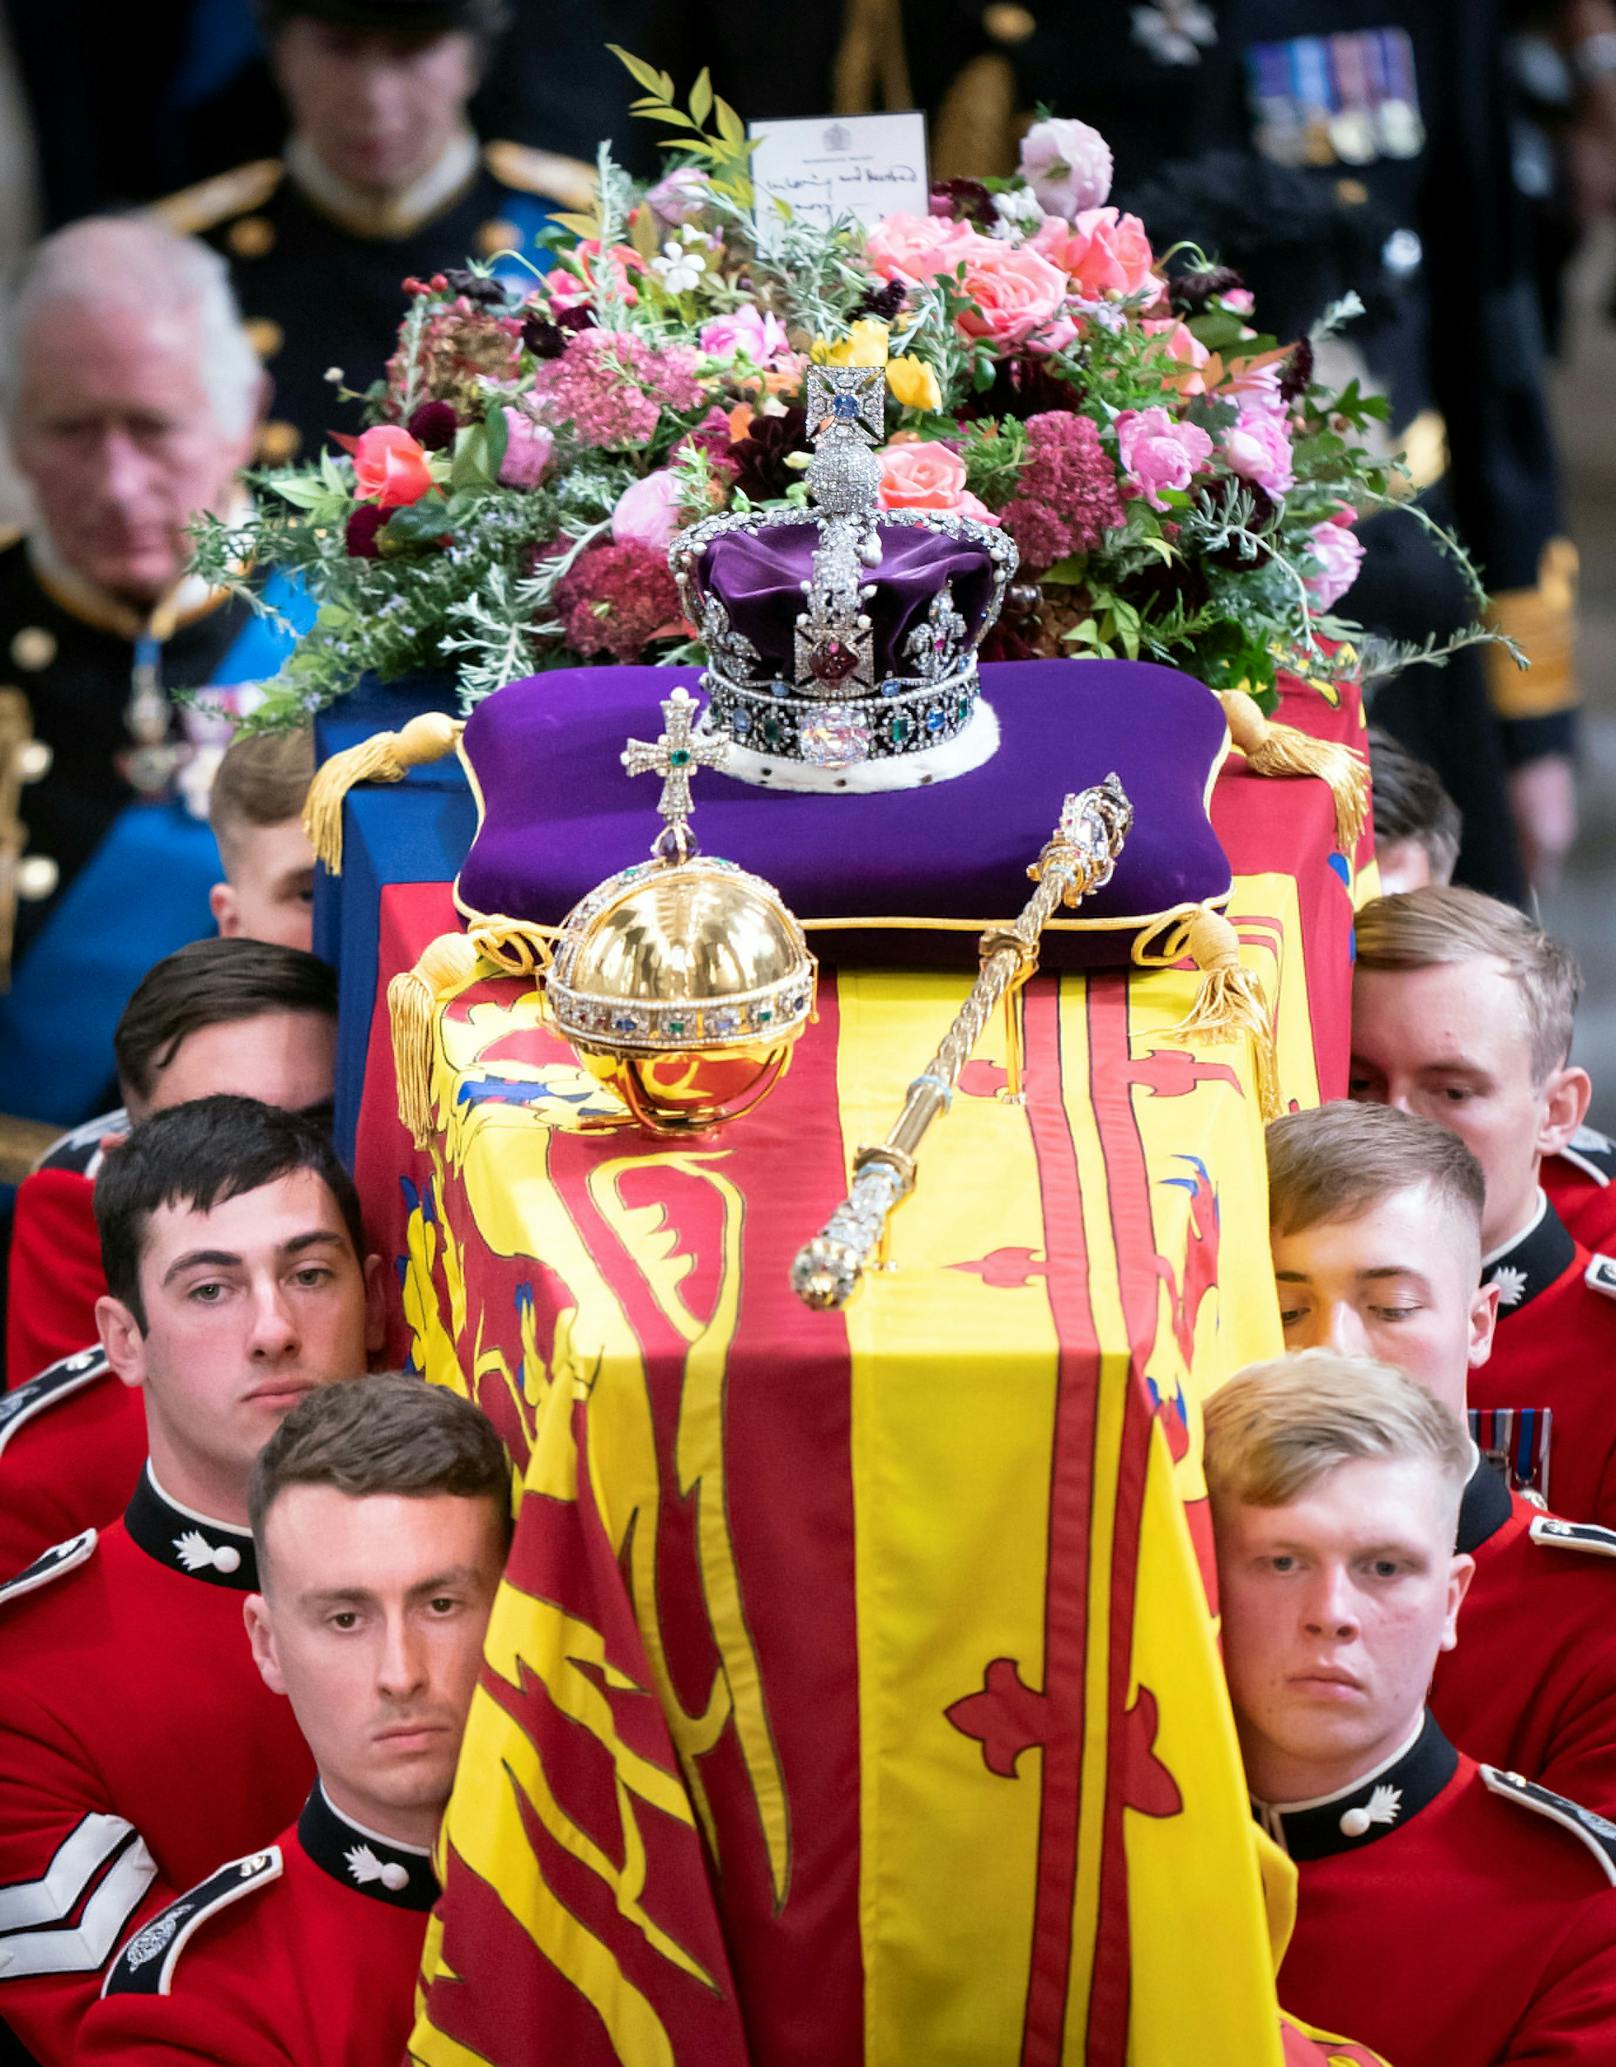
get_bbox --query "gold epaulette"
[152,158,285,237]
[1487,536,1580,722]
[483,140,596,214]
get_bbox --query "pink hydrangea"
[1114,406,1214,509]
[999,411,1125,571]
[1220,404,1294,497]
[1031,208,1155,300]
[1304,517,1365,610]
[1017,116,1113,218]
[698,303,793,365]
[532,330,705,449]
[555,540,684,661]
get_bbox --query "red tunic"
[0,1344,146,1580]
[6,1158,110,1389]
[0,1469,314,2065]
[1432,1462,1616,1815]
[1547,1127,1616,1255]
[1469,1194,1616,1524]
[77,1785,434,2067]
[1265,1716,1616,2066]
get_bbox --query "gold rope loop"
[1216,690,1369,853]
[302,711,463,874]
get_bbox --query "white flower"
[1493,1264,1529,1308]
[991,186,1048,243]
[651,239,708,294]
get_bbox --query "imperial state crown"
[671,365,1017,793]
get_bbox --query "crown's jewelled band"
[700,663,980,766]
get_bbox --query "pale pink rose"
[646,167,712,227]
[497,408,554,489]
[954,242,1069,344]
[1032,208,1155,301]
[1220,405,1294,497]
[1223,287,1256,314]
[611,469,685,550]
[876,440,1001,524]
[1018,116,1113,218]
[698,303,793,365]
[1225,357,1286,413]
[1143,317,1211,394]
[1305,518,1365,610]
[547,240,643,311]
[865,210,991,285]
[1025,311,1080,356]
[1113,406,1214,509]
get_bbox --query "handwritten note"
[749,112,929,251]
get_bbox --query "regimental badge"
[345,1842,410,1893]
[1246,28,1425,170]
[172,1529,243,1577]
[1492,1263,1529,1308]
[1338,1782,1402,1839]
[122,1904,193,1969]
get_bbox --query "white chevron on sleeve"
[0,1819,158,1976]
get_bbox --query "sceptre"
[791,776,1133,1310]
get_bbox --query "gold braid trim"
[1485,538,1579,721]
[1142,904,1281,1122]
[1217,689,1369,852]
[387,919,552,1148]
[303,713,462,875]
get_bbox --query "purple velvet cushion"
[701,522,998,679]
[456,657,1232,970]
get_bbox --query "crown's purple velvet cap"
[455,657,1233,971]
[698,522,998,678]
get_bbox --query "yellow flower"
[812,317,890,367]
[886,354,942,412]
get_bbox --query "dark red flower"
[344,504,388,558]
[929,178,996,230]
[406,400,458,450]
[726,405,808,502]
[1279,334,1315,401]
[1168,264,1246,316]
[853,278,908,323]
[441,267,509,309]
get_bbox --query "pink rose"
[1225,357,1286,413]
[1142,317,1211,394]
[864,210,990,285]
[698,303,792,365]
[342,424,435,508]
[1032,208,1155,301]
[1305,518,1365,610]
[612,469,684,550]
[1220,405,1294,497]
[498,408,554,489]
[1017,116,1113,218]
[1223,287,1256,314]
[547,240,643,311]
[1113,406,1214,509]
[954,242,1070,345]
[876,440,1000,524]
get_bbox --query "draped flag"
[345,684,1385,2064]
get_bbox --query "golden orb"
[544,853,816,1135]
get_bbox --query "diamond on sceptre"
[622,686,730,859]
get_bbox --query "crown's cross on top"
[622,687,729,838]
[806,363,886,444]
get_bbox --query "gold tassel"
[304,711,463,875]
[1217,689,1369,854]
[386,932,484,1149]
[1164,905,1281,1122]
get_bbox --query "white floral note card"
[749,112,929,249]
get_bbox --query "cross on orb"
[621,687,729,831]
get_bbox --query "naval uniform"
[1468,1191,1616,1524]
[1432,1459,1616,1817]
[1260,1712,1616,2064]
[0,540,309,1129]
[4,1112,117,1389]
[155,132,594,466]
[0,1468,313,2065]
[1546,1124,1616,1257]
[79,1784,436,2067]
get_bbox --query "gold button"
[984,2,1037,41]
[257,420,303,463]
[10,627,56,672]
[1335,177,1370,206]
[228,215,276,259]
[475,217,521,258]
[245,317,284,359]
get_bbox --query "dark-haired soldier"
[5,935,337,1411]
[1367,726,1460,895]
[157,0,595,465]
[0,1098,383,2064]
[80,1376,509,2067]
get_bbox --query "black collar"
[1483,1195,1576,1317]
[1456,1454,1514,1555]
[298,1786,439,1911]
[1251,1711,1457,1862]
[124,1467,259,1591]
